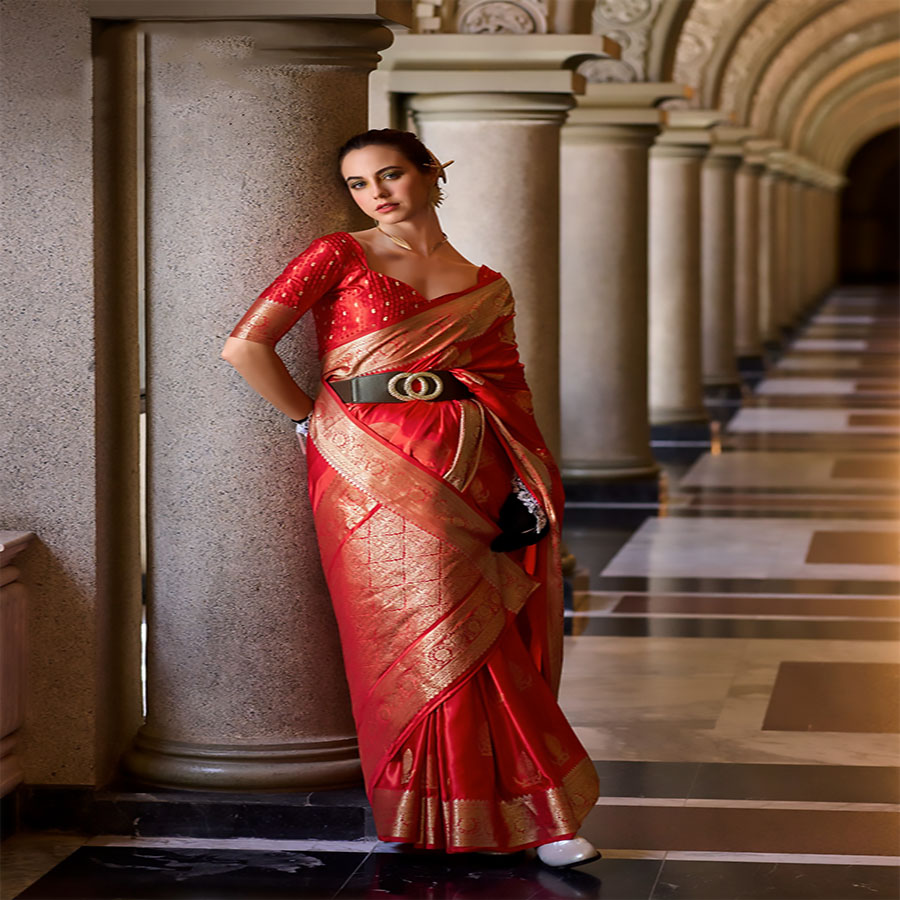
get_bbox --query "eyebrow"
[343,165,402,183]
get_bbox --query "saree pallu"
[306,274,599,851]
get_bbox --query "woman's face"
[340,144,435,223]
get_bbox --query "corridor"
[4,284,897,898]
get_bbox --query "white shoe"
[536,836,601,867]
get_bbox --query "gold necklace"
[377,226,448,256]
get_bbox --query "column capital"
[377,32,620,72]
[408,91,575,123]
[739,160,766,176]
[653,108,730,156]
[376,32,627,102]
[708,125,754,164]
[138,18,396,71]
[563,81,689,136]
[88,0,412,21]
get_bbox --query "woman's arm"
[220,336,313,421]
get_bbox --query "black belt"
[330,369,471,404]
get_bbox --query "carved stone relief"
[671,0,760,107]
[456,0,549,33]
[718,0,833,118]
[588,0,664,82]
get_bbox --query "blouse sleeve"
[228,235,344,348]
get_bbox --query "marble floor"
[2,285,899,899]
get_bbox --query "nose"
[372,181,389,200]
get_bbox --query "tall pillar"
[559,85,678,482]
[774,171,794,333]
[789,178,807,322]
[757,167,780,345]
[803,182,820,309]
[648,112,718,426]
[700,132,743,390]
[409,92,574,462]
[123,19,395,790]
[734,160,764,364]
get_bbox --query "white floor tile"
[726,408,899,434]
[600,517,900,581]
[678,451,899,490]
[754,379,856,395]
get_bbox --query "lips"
[376,202,398,212]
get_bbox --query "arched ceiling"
[831,111,900,170]
[791,46,900,152]
[816,80,900,167]
[748,0,898,132]
[770,35,900,146]
[668,0,900,175]
[717,0,839,120]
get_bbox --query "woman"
[220,129,601,866]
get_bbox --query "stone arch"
[748,1,898,134]
[670,0,765,108]
[791,48,900,154]
[768,14,900,141]
[810,78,900,167]
[717,0,841,121]
[828,103,900,170]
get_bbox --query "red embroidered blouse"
[229,231,501,357]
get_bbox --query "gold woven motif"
[371,756,599,849]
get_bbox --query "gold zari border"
[372,756,599,850]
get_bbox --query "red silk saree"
[230,232,599,851]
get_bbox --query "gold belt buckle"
[387,370,445,402]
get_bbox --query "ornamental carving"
[590,0,664,82]
[594,0,652,25]
[457,0,548,33]
[672,0,759,107]
[718,0,831,118]
[577,57,638,82]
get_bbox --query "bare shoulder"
[346,227,379,249]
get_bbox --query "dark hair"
[337,128,436,177]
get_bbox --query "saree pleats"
[306,275,599,850]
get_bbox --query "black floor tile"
[14,847,370,899]
[651,859,900,899]
[592,761,700,800]
[335,851,662,899]
[689,762,900,804]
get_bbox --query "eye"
[383,171,400,180]
[348,181,365,190]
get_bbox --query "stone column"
[774,172,794,333]
[757,167,780,345]
[648,112,718,427]
[789,178,807,322]
[700,133,743,390]
[409,92,574,462]
[803,182,820,310]
[559,85,678,482]
[734,160,764,365]
[123,19,394,791]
